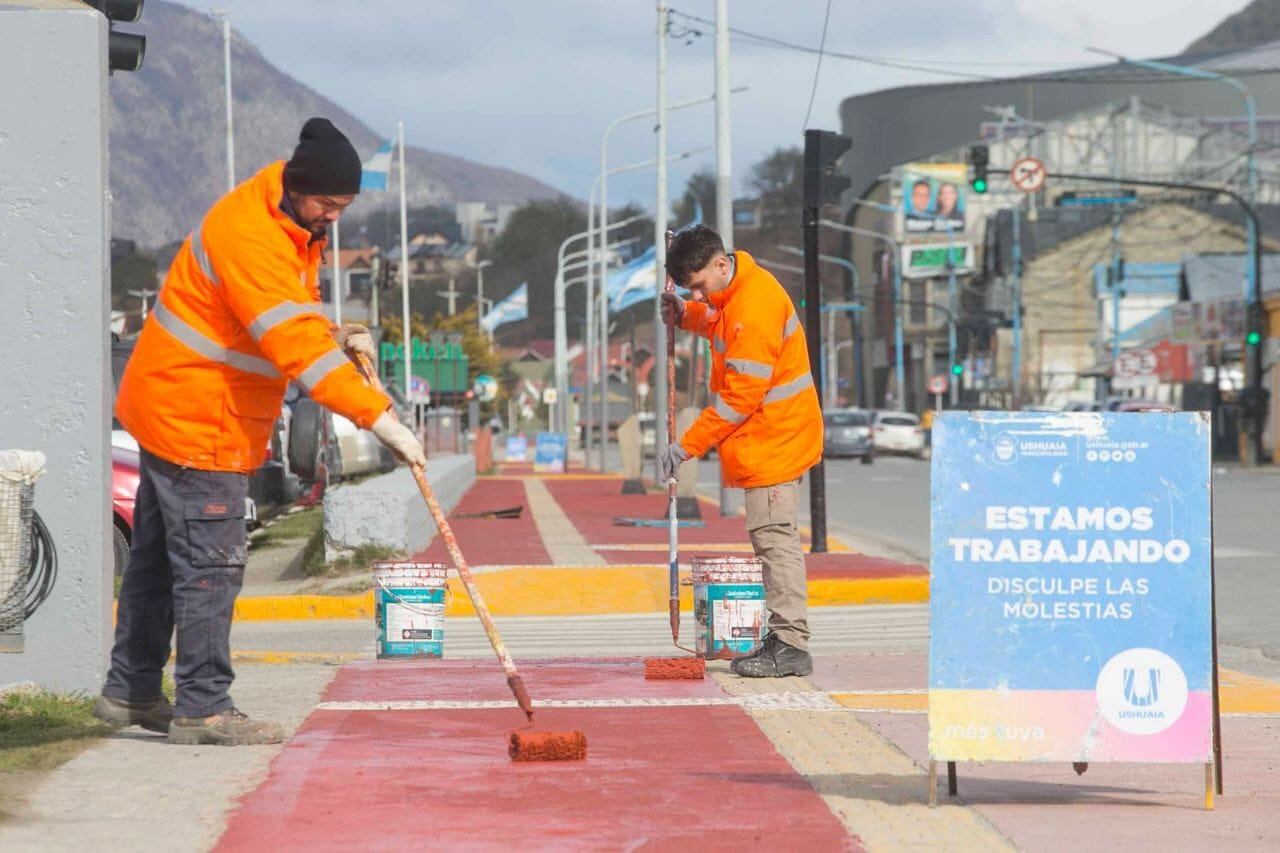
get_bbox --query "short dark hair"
[665,224,725,285]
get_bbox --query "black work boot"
[92,694,174,734]
[731,633,813,678]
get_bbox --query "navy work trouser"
[103,449,248,718]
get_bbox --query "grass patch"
[251,505,323,548]
[304,542,401,579]
[0,690,113,773]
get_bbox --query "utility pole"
[713,0,739,516]
[653,3,670,483]
[398,121,411,398]
[441,277,462,316]
[1011,195,1023,408]
[473,260,492,333]
[945,220,958,407]
[332,220,342,325]
[127,287,157,322]
[212,9,234,191]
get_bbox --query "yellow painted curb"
[232,565,930,621]
[832,692,927,712]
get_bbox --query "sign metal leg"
[928,760,938,808]
[1205,763,1215,811]
[947,761,958,797]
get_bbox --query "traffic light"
[968,145,989,194]
[1246,302,1264,347]
[803,129,852,208]
[84,1,146,73]
[951,363,964,377]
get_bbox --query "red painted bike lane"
[217,659,859,851]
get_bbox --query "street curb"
[232,564,930,621]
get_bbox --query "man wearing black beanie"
[97,118,426,747]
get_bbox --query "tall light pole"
[211,9,234,192]
[713,0,737,515]
[472,259,493,333]
[945,220,959,407]
[595,87,744,472]
[1089,47,1261,450]
[653,3,670,482]
[780,245,862,408]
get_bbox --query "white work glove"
[660,291,685,327]
[371,411,427,470]
[659,442,690,483]
[334,323,376,362]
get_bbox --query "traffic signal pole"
[1038,169,1266,465]
[802,129,852,554]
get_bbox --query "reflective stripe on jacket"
[116,161,390,473]
[677,250,823,489]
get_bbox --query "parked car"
[111,445,140,579]
[871,410,927,458]
[331,413,397,478]
[1109,399,1176,413]
[824,409,874,463]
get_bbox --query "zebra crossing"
[232,604,929,660]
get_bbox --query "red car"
[111,445,140,578]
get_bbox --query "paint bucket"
[373,562,448,659]
[692,555,766,660]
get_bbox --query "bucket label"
[377,586,445,659]
[695,582,766,659]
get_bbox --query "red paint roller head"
[509,730,588,762]
[644,657,706,680]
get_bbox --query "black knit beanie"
[283,117,362,196]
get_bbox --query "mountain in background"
[1185,0,1280,53]
[110,1,563,247]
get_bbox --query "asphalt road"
[697,451,1280,674]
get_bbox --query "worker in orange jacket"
[660,225,823,677]
[95,119,425,745]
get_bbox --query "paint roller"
[643,230,706,682]
[355,353,587,761]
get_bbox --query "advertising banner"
[903,163,967,234]
[533,432,567,473]
[505,433,529,463]
[929,412,1213,764]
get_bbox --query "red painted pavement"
[414,478,551,566]
[217,660,860,851]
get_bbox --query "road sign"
[930,411,1214,769]
[1010,157,1046,193]
[928,375,949,395]
[901,243,975,279]
[473,374,498,403]
[1113,349,1159,389]
[541,387,558,406]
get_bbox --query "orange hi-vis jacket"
[677,251,823,489]
[116,161,391,473]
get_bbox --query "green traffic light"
[951,363,964,376]
[1247,331,1262,346]
[971,178,988,194]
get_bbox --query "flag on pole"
[360,140,394,191]
[607,246,658,314]
[480,282,529,333]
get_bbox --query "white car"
[871,411,926,458]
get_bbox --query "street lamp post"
[820,219,907,411]
[211,9,234,192]
[779,245,863,408]
[471,259,493,333]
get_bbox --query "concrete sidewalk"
[230,462,929,621]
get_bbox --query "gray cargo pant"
[103,449,248,718]
[744,479,809,650]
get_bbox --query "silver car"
[824,409,874,463]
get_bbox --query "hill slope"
[1185,0,1280,53]
[109,1,563,246]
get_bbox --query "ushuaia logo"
[1095,648,1188,735]
[992,433,1018,464]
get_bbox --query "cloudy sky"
[178,0,1248,207]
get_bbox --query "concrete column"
[0,1,112,691]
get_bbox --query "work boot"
[92,694,174,734]
[731,633,813,678]
[167,709,285,746]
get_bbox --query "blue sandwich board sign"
[929,412,1215,782]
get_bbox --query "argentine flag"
[360,140,393,191]
[481,282,529,333]
[607,246,658,315]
